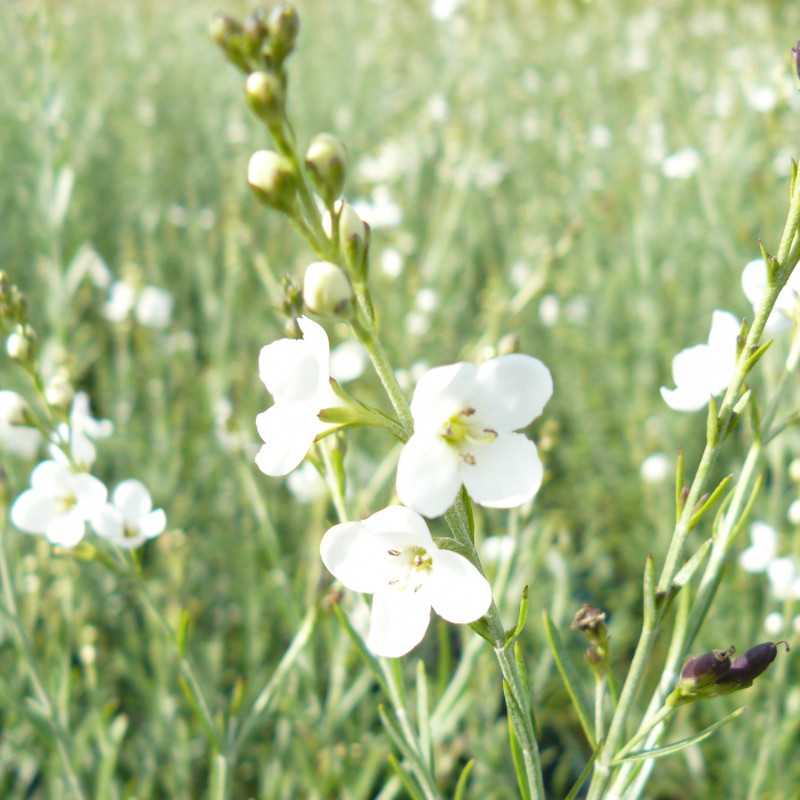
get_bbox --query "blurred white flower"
[330,340,367,384]
[481,535,515,564]
[661,148,701,180]
[427,94,449,122]
[356,143,410,184]
[50,392,113,468]
[660,310,738,412]
[380,248,404,279]
[397,355,553,517]
[746,85,778,114]
[416,288,439,313]
[767,557,800,600]
[11,460,107,547]
[255,317,336,476]
[741,258,799,333]
[104,281,137,323]
[510,260,532,289]
[431,0,460,21]
[287,461,327,503]
[65,244,111,294]
[406,311,430,337]
[739,521,778,573]
[91,480,166,549]
[320,505,491,657]
[589,125,612,149]
[788,499,800,526]
[0,390,41,459]
[538,295,560,327]
[135,286,173,328]
[352,186,402,229]
[764,611,785,636]
[640,453,670,484]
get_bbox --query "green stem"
[594,676,607,744]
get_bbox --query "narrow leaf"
[611,707,745,765]
[689,475,732,530]
[416,660,433,775]
[706,396,719,446]
[504,682,533,800]
[542,610,596,747]
[564,749,598,800]
[673,539,712,588]
[453,759,475,800]
[674,450,685,520]
[332,603,389,695]
[386,753,424,800]
[504,586,529,648]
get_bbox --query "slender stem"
[615,704,674,761]
[594,676,607,744]
[0,530,88,800]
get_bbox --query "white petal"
[473,355,553,430]
[91,504,124,540]
[135,286,173,328]
[0,425,41,459]
[258,338,324,406]
[70,473,108,513]
[659,384,711,413]
[705,310,739,393]
[113,479,152,521]
[367,591,431,657]
[409,363,478,434]
[138,508,166,538]
[671,344,712,389]
[396,434,461,517]
[254,404,319,476]
[46,510,86,547]
[741,259,767,308]
[296,316,331,397]
[750,521,778,556]
[11,490,56,534]
[366,505,433,548]
[461,433,542,508]
[430,549,492,623]
[768,557,796,598]
[30,460,70,494]
[320,521,386,593]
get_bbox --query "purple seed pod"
[680,647,733,689]
[793,42,800,80]
[717,641,789,687]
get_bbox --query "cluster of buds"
[670,641,789,706]
[1,273,36,367]
[572,604,610,676]
[210,4,299,76]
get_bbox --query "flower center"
[386,545,433,593]
[56,492,77,513]
[439,407,497,464]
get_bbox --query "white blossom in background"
[661,148,700,180]
[405,311,430,338]
[380,248,404,279]
[764,611,785,636]
[255,316,336,477]
[352,186,402,229]
[741,257,799,333]
[91,480,166,549]
[416,288,439,313]
[746,85,778,114]
[481,535,515,564]
[538,294,560,327]
[330,341,367,384]
[397,354,553,517]
[0,391,41,459]
[660,310,738,412]
[50,392,113,468]
[104,281,137,322]
[739,521,778,573]
[320,506,491,657]
[65,244,112,294]
[788,499,800,526]
[214,397,257,456]
[640,452,670,484]
[104,280,173,329]
[589,124,612,149]
[11,460,107,547]
[287,462,327,503]
[767,556,800,600]
[430,0,461,22]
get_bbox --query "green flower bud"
[305,133,347,206]
[303,261,353,317]
[242,10,268,56]
[245,71,285,126]
[209,14,249,73]
[268,3,300,62]
[338,202,368,274]
[247,150,297,213]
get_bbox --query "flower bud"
[305,134,346,206]
[6,324,35,363]
[679,647,733,690]
[44,369,74,409]
[242,10,268,56]
[303,261,353,317]
[245,71,285,126]
[716,641,788,689]
[338,202,368,274]
[268,3,300,62]
[247,150,297,213]
[209,14,249,73]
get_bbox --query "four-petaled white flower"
[741,258,800,334]
[255,316,337,477]
[321,506,491,657]
[767,556,800,601]
[660,310,739,412]
[50,391,113,468]
[104,281,173,329]
[0,390,41,459]
[11,460,107,547]
[396,355,553,518]
[91,480,167,549]
[739,521,778,573]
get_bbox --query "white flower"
[397,355,553,517]
[287,462,327,503]
[352,186,402,229]
[0,390,41,459]
[91,480,166,549]
[767,557,800,600]
[50,392,113,468]
[661,148,700,180]
[135,286,173,329]
[764,611,785,636]
[788,499,800,526]
[660,310,739,412]
[380,248,404,279]
[255,316,336,477]
[416,288,439,313]
[431,0,460,21]
[320,505,491,657]
[640,453,670,484]
[538,294,560,327]
[746,85,777,114]
[739,521,778,573]
[741,258,799,333]
[330,341,367,384]
[11,460,107,547]
[104,281,137,323]
[481,535,515,564]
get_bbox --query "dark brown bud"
[572,604,606,634]
[717,641,788,688]
[679,647,733,689]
